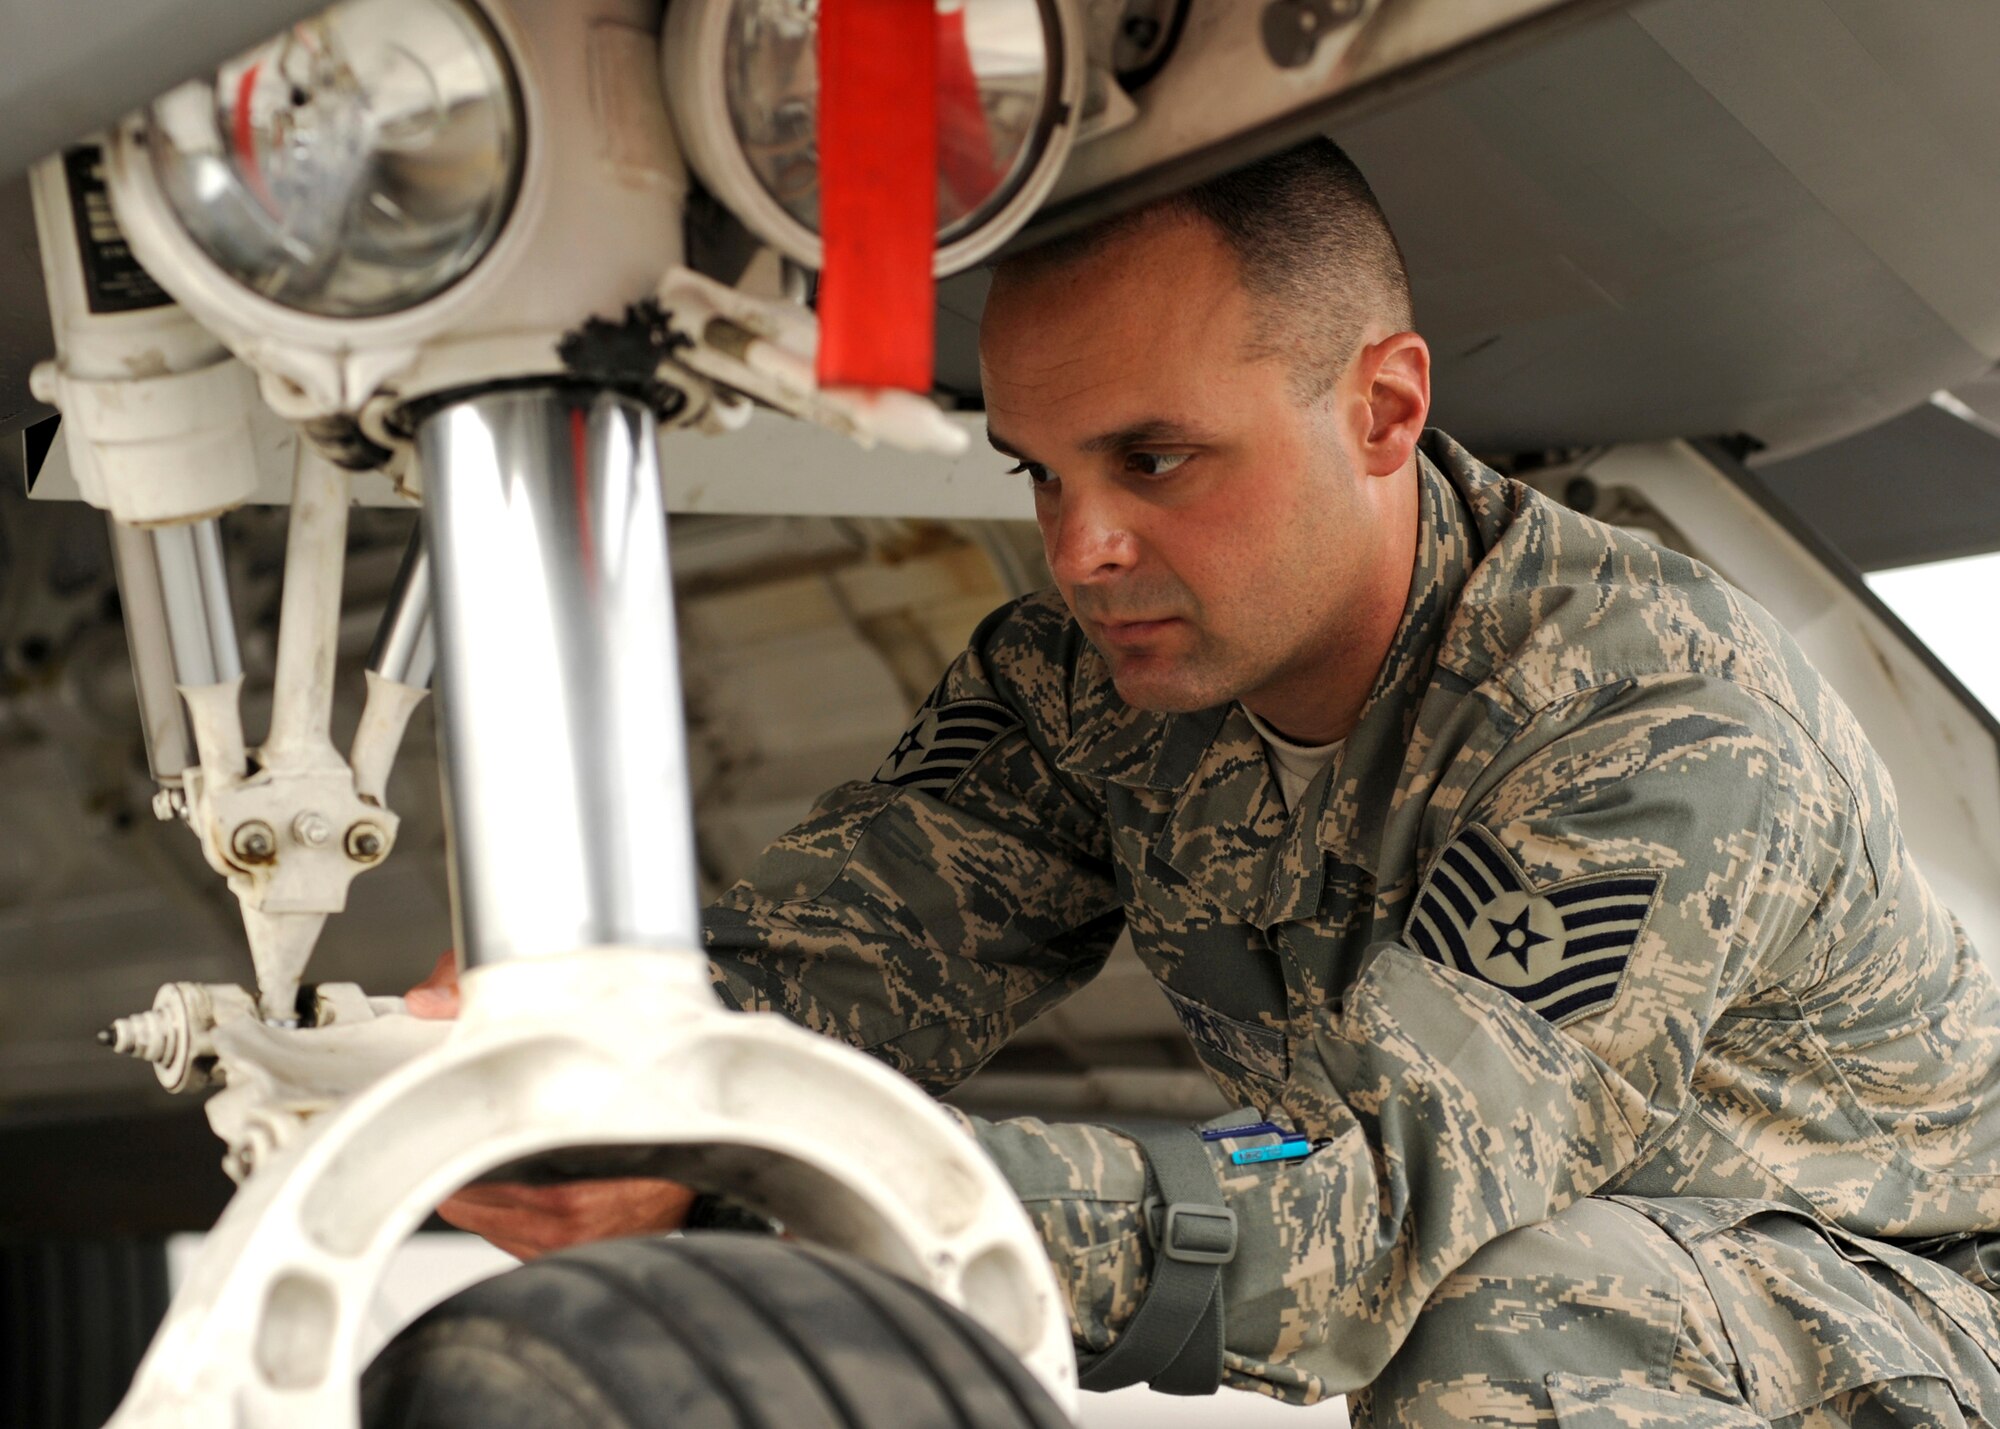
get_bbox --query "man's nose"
[1048,486,1139,587]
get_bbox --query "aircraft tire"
[362,1232,1072,1429]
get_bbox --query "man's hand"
[431,1179,699,1262]
[406,949,698,1259]
[404,946,464,1020]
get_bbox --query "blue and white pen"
[1230,1136,1314,1166]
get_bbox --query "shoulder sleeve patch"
[1405,826,1662,1027]
[873,696,1022,797]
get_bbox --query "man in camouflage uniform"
[436,141,2000,1424]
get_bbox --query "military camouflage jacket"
[706,430,2000,1403]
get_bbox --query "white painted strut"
[172,450,399,1020]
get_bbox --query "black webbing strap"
[1076,1120,1238,1396]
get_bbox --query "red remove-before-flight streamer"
[815,0,939,392]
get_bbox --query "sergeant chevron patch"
[873,697,1020,796]
[1406,826,1662,1026]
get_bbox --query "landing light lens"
[667,0,1079,275]
[146,0,522,319]
[726,0,1051,243]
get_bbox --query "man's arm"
[704,591,1126,1089]
[968,673,1866,1403]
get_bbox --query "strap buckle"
[1144,1196,1238,1265]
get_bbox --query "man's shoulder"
[963,591,1194,792]
[953,588,1111,744]
[1438,454,1813,730]
[1424,445,1890,837]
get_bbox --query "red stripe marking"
[232,61,282,220]
[815,0,938,391]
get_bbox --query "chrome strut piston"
[416,386,702,967]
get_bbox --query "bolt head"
[231,820,277,863]
[293,811,331,847]
[345,823,387,862]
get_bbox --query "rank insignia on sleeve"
[1405,826,1662,1026]
[872,697,1021,796]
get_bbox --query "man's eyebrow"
[1078,418,1213,454]
[986,419,1213,460]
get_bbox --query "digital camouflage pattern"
[705,431,2000,1421]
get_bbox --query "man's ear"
[1354,331,1431,478]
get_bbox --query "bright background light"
[1867,550,2000,717]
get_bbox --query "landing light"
[143,0,523,319]
[663,0,1084,277]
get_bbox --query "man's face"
[980,215,1394,721]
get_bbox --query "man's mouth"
[1094,616,1181,647]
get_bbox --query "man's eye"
[1006,461,1055,486]
[1126,452,1191,478]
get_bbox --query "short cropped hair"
[999,138,1412,401]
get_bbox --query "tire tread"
[364,1235,1067,1429]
